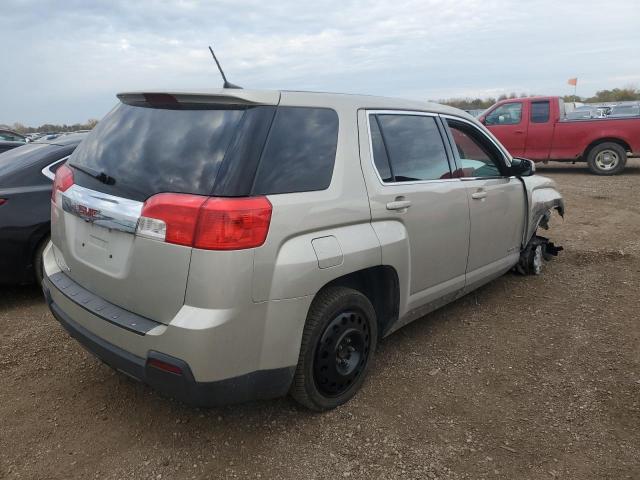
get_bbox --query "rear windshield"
[69,103,246,201]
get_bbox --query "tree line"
[438,86,640,111]
[0,119,99,134]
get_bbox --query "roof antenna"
[208,45,242,89]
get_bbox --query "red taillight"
[137,194,272,251]
[52,164,74,202]
[0,199,6,206]
[137,193,208,246]
[147,358,183,375]
[195,197,272,250]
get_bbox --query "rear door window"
[530,101,550,123]
[371,114,451,182]
[69,103,246,201]
[252,107,339,195]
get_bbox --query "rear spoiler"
[117,90,281,107]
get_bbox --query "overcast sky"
[1,0,639,125]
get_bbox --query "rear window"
[69,103,246,201]
[251,107,338,195]
[530,101,550,123]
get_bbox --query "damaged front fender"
[521,175,565,246]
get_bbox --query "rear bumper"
[42,275,295,407]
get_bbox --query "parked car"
[0,133,86,285]
[42,89,563,411]
[480,96,640,174]
[596,106,613,117]
[0,129,27,143]
[38,132,64,141]
[609,104,640,118]
[0,140,25,154]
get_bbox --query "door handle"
[514,130,524,134]
[471,190,487,200]
[386,199,412,211]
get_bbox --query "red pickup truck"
[479,96,640,175]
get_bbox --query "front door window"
[485,103,522,125]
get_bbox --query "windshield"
[69,103,247,201]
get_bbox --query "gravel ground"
[1,160,639,480]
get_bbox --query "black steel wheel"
[313,310,371,397]
[290,287,378,411]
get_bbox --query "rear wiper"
[69,163,116,185]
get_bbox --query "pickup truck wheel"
[290,287,378,411]
[587,142,627,175]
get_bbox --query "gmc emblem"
[76,204,100,220]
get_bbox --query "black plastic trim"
[43,277,295,406]
[48,271,160,335]
[212,105,277,197]
[44,282,147,381]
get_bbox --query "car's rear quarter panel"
[251,94,379,304]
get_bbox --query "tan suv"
[43,89,564,410]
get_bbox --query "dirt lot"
[1,160,639,480]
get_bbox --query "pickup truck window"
[485,103,522,125]
[372,114,451,182]
[446,119,504,178]
[531,101,550,123]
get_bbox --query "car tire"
[33,235,50,288]
[290,286,378,411]
[587,142,627,175]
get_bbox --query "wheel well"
[320,266,399,337]
[584,138,631,159]
[31,227,50,262]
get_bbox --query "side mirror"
[510,157,535,177]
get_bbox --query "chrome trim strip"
[41,156,69,180]
[460,176,517,182]
[368,109,440,117]
[60,184,143,234]
[365,110,462,186]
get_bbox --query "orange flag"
[567,78,578,86]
